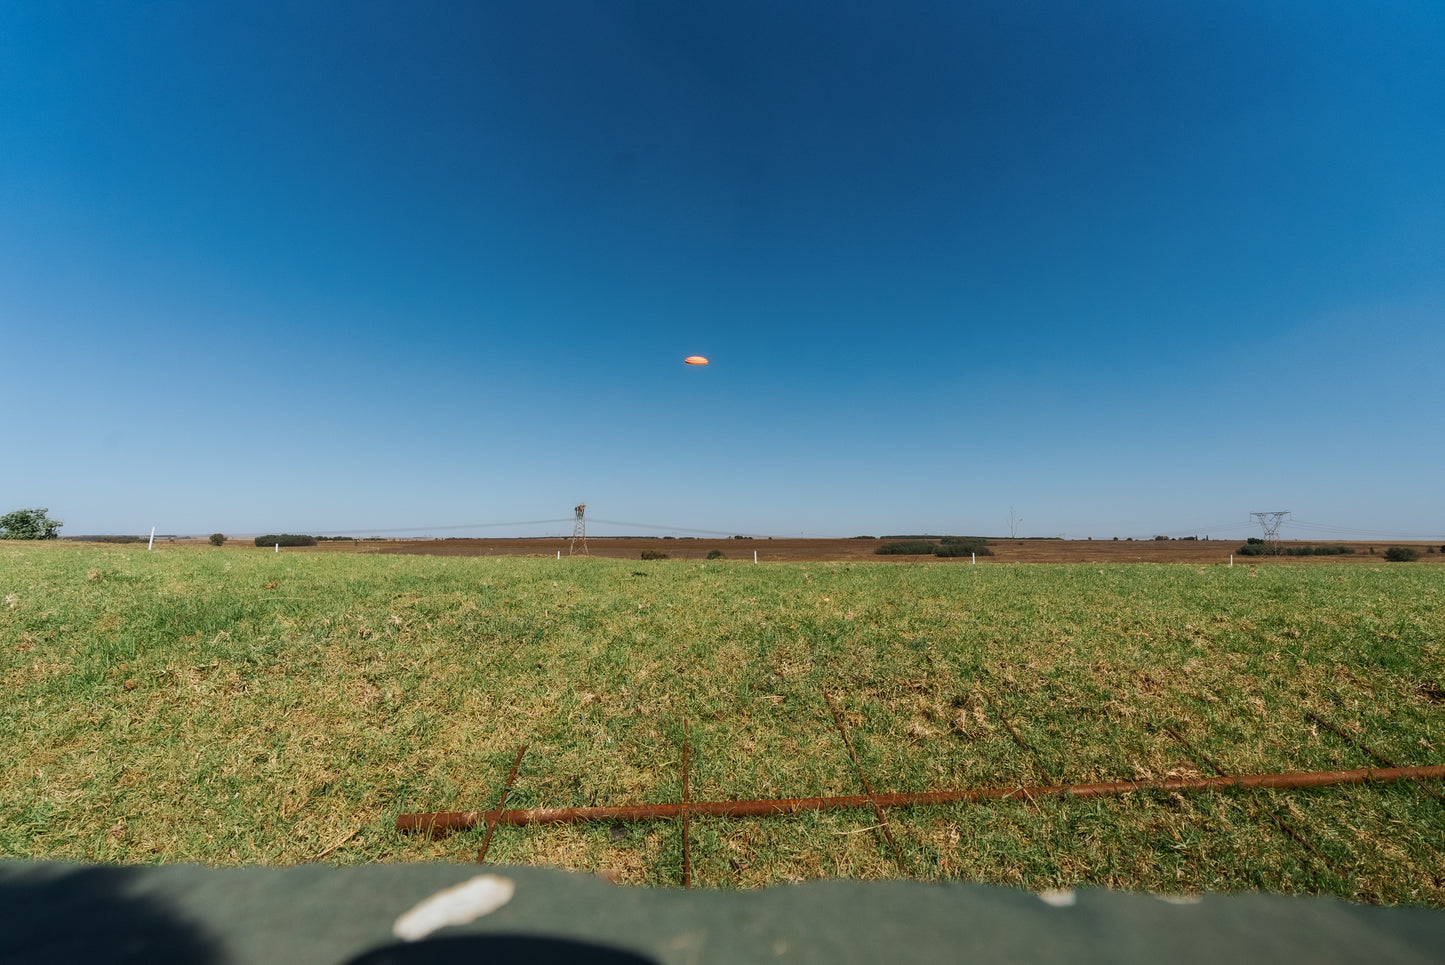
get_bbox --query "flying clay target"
[684,356,709,365]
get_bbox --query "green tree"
[0,508,63,540]
[209,533,226,546]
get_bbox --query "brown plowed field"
[268,537,1440,564]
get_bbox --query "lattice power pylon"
[1251,511,1290,546]
[570,503,588,556]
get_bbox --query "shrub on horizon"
[253,534,317,547]
[209,533,226,546]
[1384,546,1420,562]
[640,549,669,560]
[934,536,992,557]
[875,540,938,555]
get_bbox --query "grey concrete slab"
[2,861,1442,964]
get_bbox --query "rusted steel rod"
[396,764,1445,832]
[475,745,527,863]
[681,719,691,889]
[980,688,1056,786]
[823,689,907,875]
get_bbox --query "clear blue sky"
[3,1,1442,540]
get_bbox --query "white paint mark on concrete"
[393,874,515,942]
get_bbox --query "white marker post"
[147,526,155,551]
[754,550,758,564]
[557,550,560,559]
[275,543,280,553]
[1229,554,1233,567]
[972,553,976,564]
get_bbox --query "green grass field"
[3,542,1442,904]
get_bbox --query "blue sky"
[3,1,1442,540]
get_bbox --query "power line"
[587,518,757,538]
[1150,521,1256,538]
[292,516,759,539]
[1251,511,1290,544]
[1288,519,1445,540]
[570,504,587,556]
[308,518,573,536]
[244,515,1443,542]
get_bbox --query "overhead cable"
[1289,519,1445,539]
[311,519,573,535]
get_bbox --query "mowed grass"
[2,542,1442,905]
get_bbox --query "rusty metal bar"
[476,745,528,864]
[823,689,907,875]
[980,688,1056,786]
[397,764,1445,832]
[682,719,691,889]
[1160,725,1345,877]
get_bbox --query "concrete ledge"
[3,861,1442,964]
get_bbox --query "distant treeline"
[254,534,318,547]
[876,536,993,557]
[1236,538,1353,557]
[881,535,940,540]
[70,535,148,543]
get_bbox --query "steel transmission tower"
[1250,511,1290,546]
[570,503,588,556]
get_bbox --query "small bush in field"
[875,540,937,555]
[934,536,992,557]
[640,550,669,560]
[706,549,725,560]
[209,533,226,546]
[254,534,317,547]
[1385,546,1419,562]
